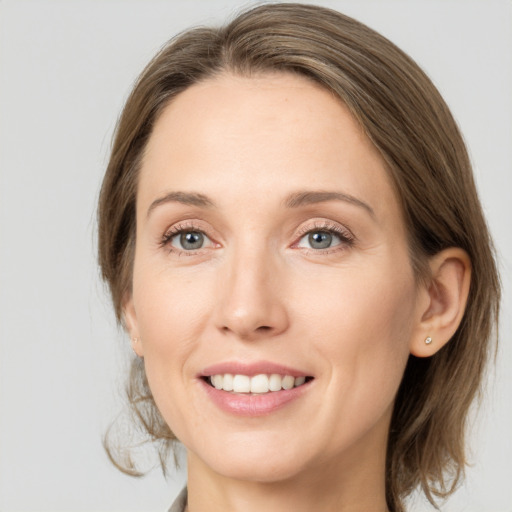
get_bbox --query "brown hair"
[98,4,500,511]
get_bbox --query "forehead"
[138,72,399,225]
[143,72,376,171]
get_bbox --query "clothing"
[168,487,187,512]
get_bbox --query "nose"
[214,245,289,341]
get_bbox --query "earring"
[131,337,141,357]
[425,336,433,345]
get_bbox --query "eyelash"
[293,220,355,254]
[160,221,216,256]
[160,220,355,256]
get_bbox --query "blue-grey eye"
[298,230,341,250]
[173,231,206,250]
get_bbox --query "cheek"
[133,260,213,340]
[296,259,416,344]
[131,265,215,395]
[130,272,211,436]
[295,262,416,418]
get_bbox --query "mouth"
[202,373,314,394]
[199,361,314,415]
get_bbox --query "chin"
[188,431,313,483]
[209,456,308,483]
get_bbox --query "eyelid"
[160,220,219,254]
[291,219,355,252]
[159,218,355,255]
[293,219,354,241]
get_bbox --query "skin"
[124,73,471,512]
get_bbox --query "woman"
[98,4,500,511]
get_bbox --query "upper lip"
[200,360,311,378]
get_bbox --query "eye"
[171,230,213,251]
[297,230,342,250]
[175,231,206,250]
[293,220,355,253]
[161,226,217,253]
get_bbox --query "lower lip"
[200,379,312,416]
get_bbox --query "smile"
[200,362,315,416]
[207,373,312,394]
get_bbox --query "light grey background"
[0,1,510,511]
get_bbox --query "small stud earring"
[425,336,433,345]
[131,337,141,357]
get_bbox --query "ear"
[123,293,144,357]
[410,248,471,357]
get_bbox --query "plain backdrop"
[0,1,511,511]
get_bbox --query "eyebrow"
[146,189,375,219]
[147,191,215,217]
[284,190,375,218]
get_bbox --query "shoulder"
[168,487,187,512]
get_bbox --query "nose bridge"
[215,236,288,339]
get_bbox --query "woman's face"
[125,73,427,483]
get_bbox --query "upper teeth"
[209,374,307,393]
